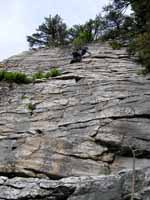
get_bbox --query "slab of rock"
[0,43,150,179]
[0,169,149,200]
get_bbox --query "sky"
[0,0,109,61]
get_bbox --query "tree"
[27,13,106,49]
[103,4,124,31]
[67,20,95,45]
[113,0,150,32]
[117,0,150,73]
[92,14,106,40]
[27,15,67,48]
[70,15,105,47]
[67,24,85,43]
[101,1,130,41]
[130,0,150,32]
[72,31,92,48]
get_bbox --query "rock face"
[0,43,150,199]
[0,169,150,200]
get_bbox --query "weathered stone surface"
[0,169,149,200]
[0,42,150,180]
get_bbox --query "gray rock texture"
[0,169,149,200]
[0,42,150,199]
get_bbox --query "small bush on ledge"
[45,68,61,78]
[32,68,61,80]
[0,68,61,84]
[32,71,46,80]
[109,40,122,50]
[0,70,30,84]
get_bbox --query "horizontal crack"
[59,113,150,128]
[0,171,32,179]
[134,136,150,142]
[54,75,83,82]
[110,114,150,120]
[92,55,129,59]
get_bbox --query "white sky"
[0,0,109,61]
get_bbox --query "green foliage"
[27,13,105,48]
[103,3,124,31]
[45,68,61,78]
[72,31,91,48]
[27,103,36,115]
[137,69,149,76]
[32,68,61,80]
[67,25,85,42]
[28,103,36,111]
[109,40,122,49]
[101,1,136,43]
[25,0,150,74]
[0,70,30,84]
[0,70,5,81]
[102,0,150,74]
[131,33,150,73]
[128,0,150,73]
[0,68,61,84]
[130,0,150,32]
[127,32,150,73]
[93,14,106,40]
[113,0,150,33]
[32,71,45,80]
[13,72,31,84]
[69,16,105,46]
[27,14,67,48]
[21,95,28,100]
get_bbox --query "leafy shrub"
[3,71,15,83]
[0,70,6,81]
[0,68,61,84]
[32,68,61,80]
[136,33,150,72]
[32,71,45,80]
[28,103,36,111]
[13,72,31,84]
[45,68,61,78]
[0,70,30,84]
[128,32,150,73]
[72,31,91,48]
[27,103,36,116]
[137,69,148,76]
[109,40,122,49]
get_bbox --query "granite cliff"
[0,43,150,199]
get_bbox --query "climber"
[70,47,91,64]
[80,46,91,57]
[70,48,82,64]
